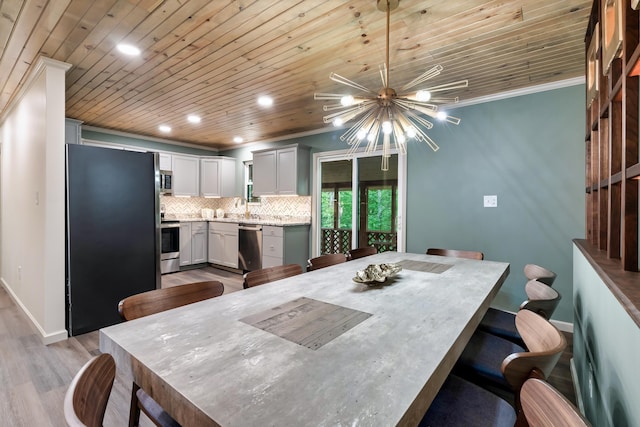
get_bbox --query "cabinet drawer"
[263,225,283,238]
[191,221,207,233]
[263,235,283,257]
[209,221,238,233]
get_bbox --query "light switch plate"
[484,195,498,208]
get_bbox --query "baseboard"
[0,278,68,345]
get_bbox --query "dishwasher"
[238,223,262,271]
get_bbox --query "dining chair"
[453,309,567,404]
[346,246,378,261]
[118,280,224,427]
[243,264,303,288]
[64,353,116,427]
[306,253,347,271]
[425,247,484,260]
[524,263,557,286]
[478,279,562,346]
[520,377,591,426]
[419,372,590,427]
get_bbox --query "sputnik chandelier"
[314,0,469,170]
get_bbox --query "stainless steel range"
[160,220,180,274]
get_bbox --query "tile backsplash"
[161,195,311,221]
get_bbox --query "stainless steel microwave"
[160,170,173,195]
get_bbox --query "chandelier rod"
[385,0,390,88]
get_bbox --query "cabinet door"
[200,159,221,197]
[173,155,200,196]
[191,222,207,264]
[179,222,192,266]
[159,153,172,171]
[253,150,277,196]
[222,230,239,268]
[276,147,297,195]
[208,229,223,264]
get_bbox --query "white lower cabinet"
[180,222,208,266]
[262,225,309,270]
[208,222,239,269]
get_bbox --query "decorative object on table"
[601,0,623,74]
[314,0,468,171]
[353,263,402,284]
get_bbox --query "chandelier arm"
[330,72,375,94]
[385,1,390,88]
[394,98,438,112]
[340,109,378,142]
[400,65,443,91]
[314,93,353,100]
[421,80,469,93]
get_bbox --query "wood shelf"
[585,0,639,273]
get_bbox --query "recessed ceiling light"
[233,136,244,143]
[159,125,171,133]
[116,43,141,56]
[257,96,273,107]
[187,115,201,124]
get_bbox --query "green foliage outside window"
[367,187,393,231]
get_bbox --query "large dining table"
[100,251,509,426]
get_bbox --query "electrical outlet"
[483,195,498,208]
[17,266,22,282]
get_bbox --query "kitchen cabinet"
[65,118,82,145]
[252,144,310,196]
[262,224,310,270]
[159,153,172,171]
[200,157,236,197]
[172,154,200,196]
[208,222,239,268]
[179,222,208,266]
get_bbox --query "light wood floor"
[0,266,575,426]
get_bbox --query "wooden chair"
[426,247,484,260]
[520,377,591,426]
[346,246,377,261]
[118,280,224,427]
[64,353,116,427]
[118,280,224,320]
[306,253,347,271]
[420,373,590,427]
[243,264,303,289]
[478,280,562,346]
[454,309,567,404]
[524,263,557,286]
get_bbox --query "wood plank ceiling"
[0,0,590,150]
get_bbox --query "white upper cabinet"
[159,153,172,171]
[252,144,309,196]
[200,157,236,198]
[172,155,200,196]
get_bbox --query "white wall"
[0,57,70,344]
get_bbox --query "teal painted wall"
[573,246,640,427]
[404,85,585,322]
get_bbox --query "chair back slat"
[243,264,303,288]
[307,253,347,271]
[426,248,484,260]
[523,264,557,286]
[118,280,224,320]
[520,378,591,426]
[347,246,378,261]
[64,354,116,427]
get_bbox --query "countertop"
[164,215,310,227]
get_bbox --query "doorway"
[312,151,406,256]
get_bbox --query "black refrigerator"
[66,144,161,336]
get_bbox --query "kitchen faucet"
[235,197,251,219]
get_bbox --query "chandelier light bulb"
[357,129,367,140]
[436,111,447,121]
[406,127,417,138]
[397,134,406,143]
[382,121,393,134]
[416,90,431,102]
[333,118,344,127]
[341,95,355,106]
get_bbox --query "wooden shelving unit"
[585,0,639,272]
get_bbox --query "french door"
[312,151,406,257]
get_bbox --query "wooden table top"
[100,251,509,426]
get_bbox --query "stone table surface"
[100,251,509,426]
